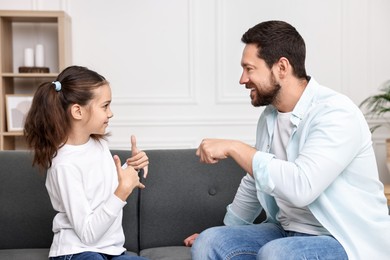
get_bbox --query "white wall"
[1,0,390,184]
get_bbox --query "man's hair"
[241,20,307,79]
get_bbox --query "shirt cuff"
[252,151,276,194]
[224,204,254,226]
[104,194,127,216]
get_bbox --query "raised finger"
[131,135,139,155]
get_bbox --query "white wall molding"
[113,0,196,105]
[112,94,197,105]
[110,137,257,150]
[110,117,258,127]
[109,140,197,150]
[60,0,69,13]
[215,0,248,105]
[31,0,38,10]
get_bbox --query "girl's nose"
[108,109,114,118]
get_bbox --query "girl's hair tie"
[52,81,62,92]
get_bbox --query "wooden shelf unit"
[0,10,71,150]
[385,184,390,206]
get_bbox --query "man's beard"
[250,77,281,107]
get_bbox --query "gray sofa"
[0,149,264,260]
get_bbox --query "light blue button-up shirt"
[224,78,390,259]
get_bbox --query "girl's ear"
[70,104,83,120]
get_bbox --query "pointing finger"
[131,135,139,155]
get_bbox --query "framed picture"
[5,94,33,132]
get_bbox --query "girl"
[24,66,149,260]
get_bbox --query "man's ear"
[275,57,290,79]
[70,104,83,120]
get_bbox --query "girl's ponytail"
[24,80,70,169]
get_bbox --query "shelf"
[1,73,58,78]
[0,10,65,23]
[385,184,390,206]
[2,131,24,136]
[0,10,71,150]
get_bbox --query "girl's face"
[84,84,113,135]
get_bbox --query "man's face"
[239,44,281,107]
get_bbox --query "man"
[186,20,390,259]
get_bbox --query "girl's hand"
[113,155,145,202]
[126,135,149,177]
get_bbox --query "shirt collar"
[264,76,320,128]
[290,76,319,126]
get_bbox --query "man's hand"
[196,138,257,175]
[184,233,199,247]
[196,139,231,164]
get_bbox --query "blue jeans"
[192,223,348,260]
[49,252,148,260]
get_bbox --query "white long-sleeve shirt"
[46,138,127,257]
[224,78,390,259]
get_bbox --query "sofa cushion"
[140,246,191,260]
[138,149,246,250]
[0,249,139,260]
[0,151,55,250]
[0,248,49,260]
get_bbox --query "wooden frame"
[5,94,33,132]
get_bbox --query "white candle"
[24,48,34,67]
[35,44,44,67]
